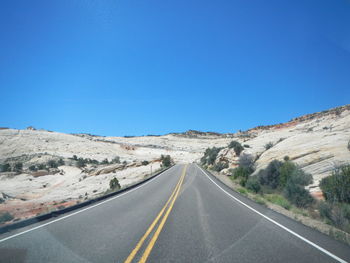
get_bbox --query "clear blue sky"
[1,0,349,136]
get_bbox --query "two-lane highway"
[1,164,350,263]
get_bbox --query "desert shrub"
[109,177,121,190]
[101,158,109,165]
[320,165,350,203]
[228,141,244,156]
[239,153,255,173]
[283,156,290,161]
[279,161,296,187]
[246,177,261,193]
[76,158,86,168]
[37,163,46,170]
[232,166,250,186]
[212,161,228,172]
[29,165,37,171]
[243,144,250,148]
[48,160,58,168]
[0,212,14,224]
[319,201,333,220]
[201,147,221,165]
[348,140,350,151]
[288,168,313,186]
[58,158,65,166]
[72,155,78,160]
[284,180,313,208]
[161,155,172,168]
[0,163,11,172]
[14,162,23,172]
[142,160,149,166]
[111,156,120,164]
[320,202,350,231]
[264,142,274,150]
[258,160,283,189]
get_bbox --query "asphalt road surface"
[1,164,350,263]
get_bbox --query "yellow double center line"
[124,165,187,263]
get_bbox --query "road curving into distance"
[0,163,349,263]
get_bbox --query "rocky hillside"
[1,104,349,224]
[204,104,350,195]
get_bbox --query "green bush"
[201,147,222,165]
[279,161,296,187]
[258,160,283,189]
[239,153,255,173]
[0,163,11,172]
[76,158,86,168]
[264,142,274,150]
[232,166,250,186]
[288,168,313,186]
[101,158,109,165]
[111,156,120,164]
[246,177,261,193]
[161,155,172,168]
[319,201,333,220]
[284,180,313,208]
[109,177,121,190]
[48,160,58,168]
[0,212,14,224]
[320,165,350,203]
[228,141,244,156]
[212,161,228,172]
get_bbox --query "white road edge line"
[0,166,176,243]
[197,164,347,263]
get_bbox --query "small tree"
[142,160,149,166]
[110,177,121,190]
[72,155,78,161]
[58,158,65,166]
[264,142,274,150]
[228,141,244,156]
[279,161,297,187]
